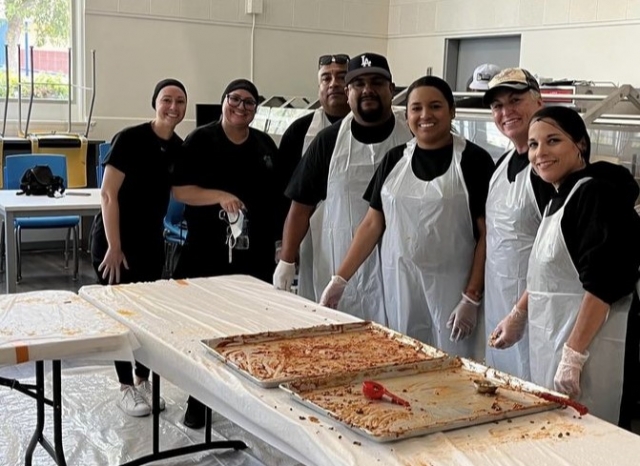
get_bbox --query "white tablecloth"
[0,290,138,367]
[79,275,640,466]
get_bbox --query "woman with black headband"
[90,78,187,417]
[320,76,495,358]
[172,78,285,428]
[491,106,640,428]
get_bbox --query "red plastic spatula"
[362,380,411,407]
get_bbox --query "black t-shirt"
[495,149,555,214]
[90,122,182,263]
[278,111,343,188]
[545,166,640,305]
[364,140,495,239]
[285,115,397,206]
[172,122,284,281]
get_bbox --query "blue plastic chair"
[163,196,187,277]
[3,154,81,282]
[97,142,110,187]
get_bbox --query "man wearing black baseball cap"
[483,67,555,381]
[275,52,412,326]
[275,54,351,298]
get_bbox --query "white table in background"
[79,275,640,466]
[0,290,137,465]
[0,189,101,293]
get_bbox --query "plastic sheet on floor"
[0,362,301,466]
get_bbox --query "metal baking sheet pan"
[280,358,564,442]
[200,321,448,388]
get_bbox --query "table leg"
[121,373,247,466]
[25,361,45,466]
[4,211,17,293]
[52,361,67,465]
[21,361,67,466]
[152,372,160,454]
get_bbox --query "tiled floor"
[0,248,97,295]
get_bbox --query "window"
[0,0,72,100]
[0,0,87,134]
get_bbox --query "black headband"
[221,79,259,104]
[152,78,187,109]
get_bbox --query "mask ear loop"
[220,211,238,250]
[227,231,237,249]
[219,210,241,225]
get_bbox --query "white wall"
[387,0,640,88]
[85,0,640,141]
[85,0,389,140]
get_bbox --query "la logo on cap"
[361,55,372,67]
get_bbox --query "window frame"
[1,0,87,133]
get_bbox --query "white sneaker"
[137,380,166,411]
[118,386,151,417]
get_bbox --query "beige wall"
[86,0,640,141]
[85,0,388,140]
[387,0,640,87]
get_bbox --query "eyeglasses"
[226,94,258,111]
[318,54,350,67]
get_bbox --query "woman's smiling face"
[406,85,454,149]
[528,118,586,188]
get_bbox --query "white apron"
[380,135,477,357]
[528,177,631,424]
[298,109,332,300]
[310,109,412,324]
[485,149,541,380]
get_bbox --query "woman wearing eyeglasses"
[172,78,285,428]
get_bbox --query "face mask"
[227,210,244,240]
[219,209,250,263]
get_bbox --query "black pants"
[92,257,163,386]
[114,361,150,386]
[619,292,640,430]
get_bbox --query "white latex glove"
[319,275,348,309]
[273,260,296,291]
[490,305,528,349]
[554,343,589,398]
[446,293,479,342]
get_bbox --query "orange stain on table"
[175,279,189,286]
[117,309,136,317]
[488,421,584,443]
[401,459,433,466]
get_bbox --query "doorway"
[444,36,521,91]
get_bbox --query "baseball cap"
[469,64,501,91]
[482,67,540,106]
[345,53,392,85]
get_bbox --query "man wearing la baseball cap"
[483,67,555,383]
[277,52,412,326]
[344,52,392,84]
